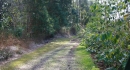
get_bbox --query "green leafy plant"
[81,0,130,69]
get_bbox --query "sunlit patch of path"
[16,41,81,70]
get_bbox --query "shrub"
[0,48,13,61]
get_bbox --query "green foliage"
[0,0,27,37]
[13,27,23,37]
[0,0,74,38]
[27,0,73,37]
[82,0,130,69]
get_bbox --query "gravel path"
[16,40,80,70]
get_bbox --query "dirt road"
[16,40,80,70]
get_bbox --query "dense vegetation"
[0,0,80,61]
[81,0,130,69]
[0,0,78,38]
[0,0,130,70]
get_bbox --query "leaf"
[128,45,130,50]
[101,34,107,41]
[112,6,117,10]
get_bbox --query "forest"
[0,0,130,70]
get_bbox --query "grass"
[75,45,100,70]
[0,38,71,70]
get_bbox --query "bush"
[0,48,13,61]
[13,27,23,37]
[81,1,130,69]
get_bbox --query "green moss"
[75,45,99,70]
[0,38,70,70]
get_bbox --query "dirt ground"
[15,40,81,70]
